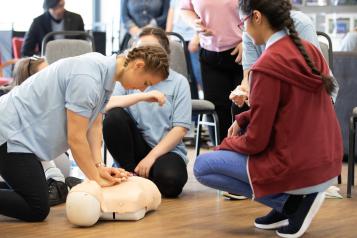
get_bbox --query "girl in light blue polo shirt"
[104,27,192,198]
[0,45,169,222]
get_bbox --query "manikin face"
[49,0,65,20]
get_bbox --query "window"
[0,0,93,31]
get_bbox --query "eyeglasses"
[237,14,252,32]
[27,55,41,77]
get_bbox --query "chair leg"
[195,114,203,157]
[347,116,356,198]
[353,156,355,186]
[338,174,342,185]
[212,112,221,145]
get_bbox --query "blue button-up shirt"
[0,52,116,160]
[121,0,170,30]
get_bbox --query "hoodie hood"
[251,36,329,93]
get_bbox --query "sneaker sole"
[276,192,326,238]
[222,193,248,200]
[254,219,289,230]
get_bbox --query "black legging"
[200,48,244,142]
[0,143,49,222]
[103,108,188,198]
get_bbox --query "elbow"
[181,128,189,138]
[176,126,189,138]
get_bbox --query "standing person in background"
[21,0,85,57]
[339,28,357,52]
[120,0,170,51]
[181,0,244,144]
[166,0,202,99]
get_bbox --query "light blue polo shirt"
[113,69,192,164]
[0,52,117,161]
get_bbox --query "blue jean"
[194,150,289,213]
[189,50,202,88]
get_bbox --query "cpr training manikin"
[66,176,162,226]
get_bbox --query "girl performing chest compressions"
[0,45,169,222]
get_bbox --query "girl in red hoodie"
[193,0,343,237]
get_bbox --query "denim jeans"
[194,150,289,213]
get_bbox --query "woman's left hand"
[134,156,156,178]
[231,42,243,64]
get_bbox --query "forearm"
[106,93,149,111]
[87,114,103,165]
[69,133,100,181]
[242,70,250,90]
[180,10,199,28]
[146,127,187,160]
[166,8,174,32]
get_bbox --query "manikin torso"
[66,176,161,226]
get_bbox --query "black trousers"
[103,108,188,198]
[0,143,49,222]
[200,48,244,142]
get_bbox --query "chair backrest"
[317,31,333,71]
[168,39,189,79]
[319,41,330,66]
[333,51,357,156]
[45,39,93,64]
[41,31,95,64]
[167,32,199,99]
[12,37,24,59]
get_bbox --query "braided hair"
[124,45,170,80]
[239,0,335,95]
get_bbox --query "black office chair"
[348,107,357,198]
[332,51,357,198]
